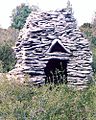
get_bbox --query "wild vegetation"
[0,76,96,120]
[11,3,39,30]
[0,3,96,120]
[0,42,16,72]
[0,27,18,72]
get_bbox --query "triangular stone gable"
[46,39,71,54]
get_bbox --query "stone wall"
[13,5,92,89]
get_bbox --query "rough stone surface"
[11,3,92,89]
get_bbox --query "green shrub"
[81,23,92,28]
[84,31,92,38]
[91,36,96,46]
[0,42,16,72]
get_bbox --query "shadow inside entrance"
[44,59,68,84]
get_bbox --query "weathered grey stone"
[11,3,92,89]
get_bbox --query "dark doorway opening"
[44,59,68,84]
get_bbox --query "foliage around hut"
[0,42,16,72]
[0,76,96,120]
[11,3,39,30]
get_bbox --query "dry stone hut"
[14,3,92,89]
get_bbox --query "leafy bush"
[0,42,16,72]
[11,4,39,30]
[0,76,96,120]
[11,3,32,30]
[80,23,92,28]
[91,36,96,46]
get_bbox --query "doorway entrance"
[44,59,68,84]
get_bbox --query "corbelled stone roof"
[13,3,92,89]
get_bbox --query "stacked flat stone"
[14,5,92,89]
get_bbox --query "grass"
[0,75,96,120]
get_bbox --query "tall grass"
[0,76,96,120]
